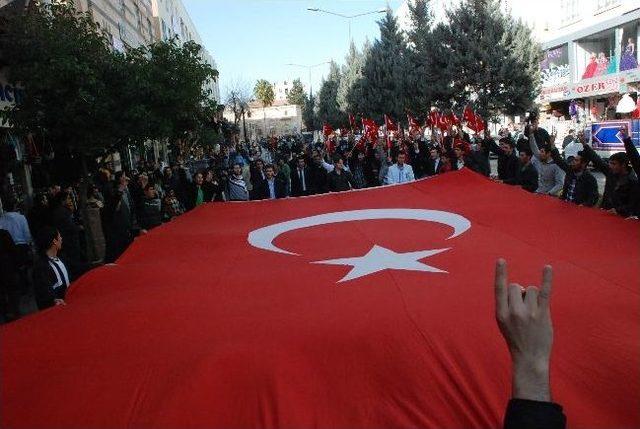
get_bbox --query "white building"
[151,0,220,102]
[273,80,294,102]
[224,100,303,140]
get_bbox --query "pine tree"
[353,10,410,122]
[316,61,344,127]
[302,94,316,131]
[286,78,307,106]
[405,0,434,115]
[337,41,369,115]
[438,0,541,118]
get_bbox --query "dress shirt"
[48,256,70,289]
[267,179,276,199]
[0,211,32,245]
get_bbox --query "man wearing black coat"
[551,149,599,207]
[254,164,286,200]
[504,147,538,193]
[327,156,356,192]
[291,156,315,197]
[424,147,442,176]
[488,136,519,183]
[582,141,639,217]
[33,226,70,310]
[186,172,214,211]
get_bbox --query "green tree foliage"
[302,94,316,131]
[0,1,117,153]
[254,79,275,108]
[316,61,344,127]
[286,78,307,106]
[138,39,218,142]
[352,10,410,122]
[434,0,541,118]
[0,1,218,155]
[338,41,369,115]
[405,0,434,115]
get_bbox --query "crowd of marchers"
[1,119,639,322]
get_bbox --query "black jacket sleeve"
[583,173,600,207]
[623,137,640,178]
[504,399,566,429]
[486,137,504,156]
[582,143,610,175]
[33,258,55,310]
[551,148,570,173]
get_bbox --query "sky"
[183,0,403,101]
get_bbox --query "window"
[560,0,580,25]
[596,0,620,13]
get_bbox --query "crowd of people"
[1,118,639,322]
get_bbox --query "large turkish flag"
[2,170,639,428]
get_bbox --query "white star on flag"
[312,245,450,283]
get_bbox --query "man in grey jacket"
[529,133,565,196]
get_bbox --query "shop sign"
[539,84,571,101]
[573,77,622,97]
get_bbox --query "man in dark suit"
[33,226,70,310]
[290,156,314,197]
[504,147,538,193]
[254,164,286,200]
[425,147,442,176]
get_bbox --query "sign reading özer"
[573,78,621,96]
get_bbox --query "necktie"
[300,169,306,191]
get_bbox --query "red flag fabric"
[463,105,476,125]
[407,114,421,134]
[438,113,452,132]
[448,111,461,126]
[325,137,336,154]
[384,114,398,132]
[429,110,440,129]
[2,170,639,428]
[474,114,485,132]
[322,122,334,137]
[633,97,640,119]
[362,118,379,143]
[349,114,357,130]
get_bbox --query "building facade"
[224,100,303,141]
[150,0,220,102]
[273,80,295,102]
[75,0,156,50]
[538,2,640,124]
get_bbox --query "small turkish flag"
[349,114,357,130]
[384,114,398,132]
[429,109,440,129]
[323,122,334,137]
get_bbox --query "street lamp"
[307,7,387,44]
[285,61,331,95]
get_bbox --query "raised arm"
[486,137,504,156]
[529,134,541,160]
[495,260,567,429]
[581,142,610,175]
[550,148,570,173]
[623,136,640,177]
